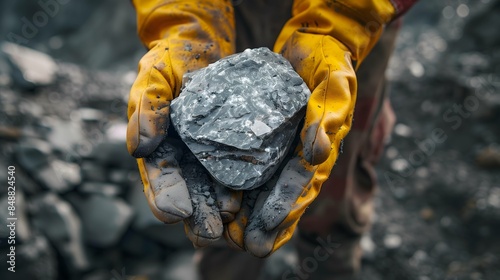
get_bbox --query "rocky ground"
[0,0,499,280]
[362,1,500,279]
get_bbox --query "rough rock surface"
[170,47,310,190]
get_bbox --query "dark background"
[0,0,499,279]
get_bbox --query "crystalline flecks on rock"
[170,47,311,190]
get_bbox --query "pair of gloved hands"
[127,0,399,257]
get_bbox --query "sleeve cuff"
[390,0,419,17]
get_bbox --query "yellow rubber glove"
[224,0,399,257]
[127,0,239,246]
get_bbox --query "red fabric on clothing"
[391,0,419,16]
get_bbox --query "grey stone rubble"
[171,47,311,190]
[1,42,57,89]
[0,44,194,280]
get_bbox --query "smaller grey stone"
[45,118,85,153]
[53,159,82,186]
[18,100,44,118]
[108,168,134,186]
[383,234,402,250]
[36,159,79,192]
[31,193,90,271]
[1,42,57,87]
[36,167,68,192]
[76,107,105,122]
[105,121,128,141]
[11,166,41,195]
[75,194,134,247]
[361,235,377,261]
[80,160,108,182]
[89,141,137,170]
[15,139,52,172]
[409,250,428,267]
[15,140,78,192]
[79,182,121,196]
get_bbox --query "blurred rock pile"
[0,0,144,71]
[363,1,500,279]
[0,43,196,280]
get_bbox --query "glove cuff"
[275,0,401,65]
[133,0,235,61]
[131,0,236,95]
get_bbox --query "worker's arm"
[127,0,238,247]
[224,0,419,257]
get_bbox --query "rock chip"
[74,194,134,247]
[79,182,121,196]
[80,160,108,182]
[170,47,310,190]
[31,193,90,271]
[1,42,57,88]
[15,139,52,171]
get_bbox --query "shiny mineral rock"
[170,47,310,190]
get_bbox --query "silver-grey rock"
[31,193,90,272]
[170,47,310,190]
[75,194,134,248]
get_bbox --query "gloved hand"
[127,0,239,247]
[224,0,400,257]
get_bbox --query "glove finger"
[283,35,355,166]
[212,182,243,223]
[127,42,174,158]
[140,140,193,223]
[262,156,315,231]
[301,73,353,166]
[244,221,294,258]
[223,188,262,250]
[244,156,315,257]
[182,161,223,248]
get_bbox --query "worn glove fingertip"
[223,219,246,251]
[184,221,222,248]
[222,228,245,251]
[145,187,189,224]
[126,113,166,158]
[126,111,141,156]
[216,189,242,223]
[149,174,193,222]
[244,226,279,258]
[302,123,331,165]
[135,135,166,158]
[154,189,193,219]
[262,204,290,232]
